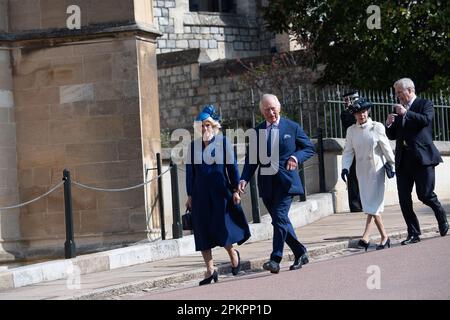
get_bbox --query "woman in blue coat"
[185,105,251,286]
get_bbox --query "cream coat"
[342,118,395,214]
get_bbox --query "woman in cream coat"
[341,98,395,250]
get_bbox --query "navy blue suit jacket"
[241,117,316,198]
[385,97,442,169]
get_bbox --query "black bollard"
[317,128,326,193]
[170,161,182,239]
[63,169,76,259]
[156,153,166,240]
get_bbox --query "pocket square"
[283,134,291,139]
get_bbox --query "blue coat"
[241,117,316,198]
[186,135,251,251]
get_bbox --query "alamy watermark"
[170,126,280,176]
[366,5,381,29]
[66,5,81,30]
[366,265,381,289]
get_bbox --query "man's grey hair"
[394,78,416,92]
[259,94,281,112]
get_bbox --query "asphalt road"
[124,235,450,300]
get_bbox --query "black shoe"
[262,260,280,274]
[231,250,241,276]
[357,239,370,251]
[290,253,309,270]
[376,238,391,250]
[199,270,218,286]
[439,222,449,237]
[401,235,420,245]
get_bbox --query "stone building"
[0,0,162,262]
[154,0,270,60]
[152,0,308,131]
[0,0,307,262]
[153,0,299,60]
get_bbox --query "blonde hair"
[193,118,221,135]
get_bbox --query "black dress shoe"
[262,260,280,274]
[439,222,449,237]
[401,235,420,245]
[376,237,391,250]
[231,249,241,276]
[199,270,218,286]
[290,253,309,270]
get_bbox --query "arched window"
[189,0,236,13]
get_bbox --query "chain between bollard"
[71,167,171,192]
[0,181,64,211]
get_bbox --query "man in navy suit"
[238,94,316,273]
[386,78,448,245]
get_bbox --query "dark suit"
[241,117,316,263]
[386,97,447,236]
[341,109,363,212]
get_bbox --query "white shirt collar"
[266,117,280,128]
[407,96,416,108]
[357,117,373,128]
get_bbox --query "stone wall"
[153,0,274,60]
[157,49,320,132]
[8,0,136,31]
[10,38,149,259]
[0,2,22,261]
[0,0,8,32]
[0,0,162,261]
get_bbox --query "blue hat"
[195,105,221,122]
[349,97,373,114]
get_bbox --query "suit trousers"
[397,148,447,236]
[347,159,362,212]
[262,183,307,263]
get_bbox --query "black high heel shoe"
[358,239,370,251]
[199,270,218,286]
[231,250,241,276]
[376,237,391,250]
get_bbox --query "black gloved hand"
[341,169,349,182]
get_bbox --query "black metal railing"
[234,86,450,142]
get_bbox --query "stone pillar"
[1,0,162,260]
[0,0,22,261]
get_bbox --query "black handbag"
[182,210,192,231]
[384,162,395,179]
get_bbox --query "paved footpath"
[0,200,448,300]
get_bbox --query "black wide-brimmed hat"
[349,97,373,114]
